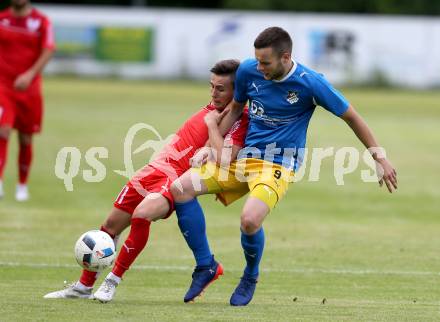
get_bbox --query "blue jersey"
[234,58,349,170]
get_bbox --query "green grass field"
[0,78,439,321]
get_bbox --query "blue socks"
[175,197,265,277]
[175,198,213,268]
[241,227,265,279]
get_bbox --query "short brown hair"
[210,59,240,76]
[210,59,240,83]
[254,27,292,57]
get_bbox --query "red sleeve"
[41,16,55,50]
[225,108,248,147]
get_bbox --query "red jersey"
[0,7,55,87]
[148,103,248,179]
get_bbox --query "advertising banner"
[40,6,440,88]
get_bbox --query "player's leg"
[230,189,273,306]
[172,163,243,268]
[171,169,214,268]
[15,132,32,201]
[110,193,169,279]
[173,170,224,302]
[13,86,43,201]
[0,127,12,199]
[230,160,291,306]
[0,87,15,198]
[170,163,247,302]
[230,190,273,307]
[43,207,131,299]
[94,193,170,302]
[77,207,131,288]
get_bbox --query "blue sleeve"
[233,61,249,103]
[311,73,349,117]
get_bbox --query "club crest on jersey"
[286,91,299,104]
[26,18,41,32]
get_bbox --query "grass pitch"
[0,78,439,321]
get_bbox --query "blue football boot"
[184,257,224,303]
[230,275,258,306]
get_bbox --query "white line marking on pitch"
[0,261,439,277]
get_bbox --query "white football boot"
[15,184,29,202]
[0,181,4,199]
[44,281,93,299]
[93,274,120,303]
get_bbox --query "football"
[74,230,116,272]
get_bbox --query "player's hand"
[376,158,397,193]
[190,147,212,168]
[204,108,229,127]
[14,71,35,91]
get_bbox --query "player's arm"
[189,106,244,167]
[341,105,397,193]
[191,100,245,167]
[215,58,248,135]
[15,17,55,91]
[216,99,246,136]
[204,109,242,166]
[14,47,54,91]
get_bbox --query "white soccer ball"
[74,230,116,272]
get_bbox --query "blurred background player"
[0,0,55,201]
[171,26,398,306]
[43,59,249,302]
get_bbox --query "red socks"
[112,218,151,278]
[18,143,32,184]
[79,226,117,287]
[0,140,32,184]
[79,218,151,286]
[79,267,100,288]
[0,137,8,179]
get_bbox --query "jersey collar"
[273,60,297,83]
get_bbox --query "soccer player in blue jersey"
[171,26,397,306]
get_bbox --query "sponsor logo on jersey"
[250,100,265,116]
[286,91,299,104]
[1,19,10,26]
[26,18,41,32]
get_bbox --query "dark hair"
[210,59,240,76]
[254,27,292,57]
[210,59,240,83]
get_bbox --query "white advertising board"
[39,5,440,88]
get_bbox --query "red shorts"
[113,165,175,218]
[0,84,43,134]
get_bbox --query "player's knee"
[102,217,122,236]
[18,133,32,145]
[170,179,193,202]
[102,208,131,236]
[170,181,181,198]
[0,127,11,140]
[133,198,168,222]
[132,205,152,220]
[240,211,261,234]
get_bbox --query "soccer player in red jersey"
[44,59,249,302]
[0,0,55,201]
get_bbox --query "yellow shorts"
[192,158,294,209]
